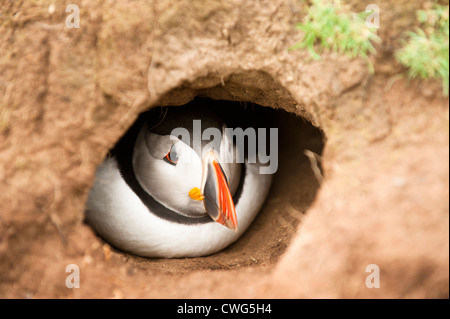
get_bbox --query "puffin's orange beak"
[189,152,238,232]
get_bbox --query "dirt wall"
[0,0,448,298]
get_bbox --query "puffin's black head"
[131,102,241,231]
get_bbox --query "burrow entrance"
[86,96,325,270]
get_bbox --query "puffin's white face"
[132,122,241,230]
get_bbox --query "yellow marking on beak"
[189,187,205,201]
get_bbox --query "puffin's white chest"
[85,157,272,257]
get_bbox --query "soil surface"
[0,0,448,298]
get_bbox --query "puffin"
[85,100,273,258]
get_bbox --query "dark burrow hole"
[85,97,325,270]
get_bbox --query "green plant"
[291,0,381,72]
[395,4,449,96]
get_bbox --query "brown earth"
[0,0,448,298]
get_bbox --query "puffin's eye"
[163,145,179,165]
